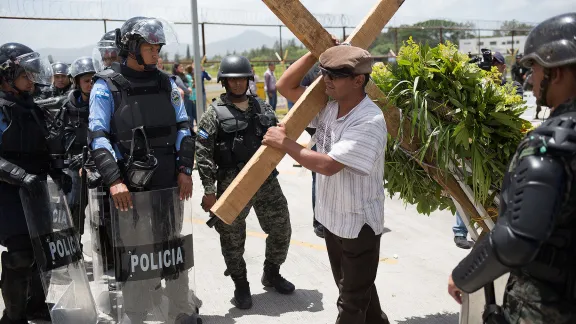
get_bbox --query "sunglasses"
[319,66,353,80]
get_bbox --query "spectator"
[173,63,194,121]
[453,212,472,249]
[492,51,524,96]
[268,45,390,324]
[247,64,259,97]
[185,65,197,125]
[264,62,277,110]
[301,63,324,238]
[192,60,212,109]
[157,57,164,71]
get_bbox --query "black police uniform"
[452,13,576,323]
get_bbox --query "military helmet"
[70,56,96,79]
[521,13,576,68]
[0,42,53,86]
[52,62,70,76]
[217,55,254,83]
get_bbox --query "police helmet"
[0,42,53,86]
[70,56,96,79]
[116,17,178,70]
[521,13,576,68]
[52,62,70,76]
[217,55,254,83]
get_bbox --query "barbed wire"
[0,0,534,30]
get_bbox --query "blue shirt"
[0,110,7,145]
[89,77,191,161]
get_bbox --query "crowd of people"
[0,11,575,324]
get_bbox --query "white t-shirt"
[310,95,387,239]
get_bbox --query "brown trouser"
[324,225,390,324]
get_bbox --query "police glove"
[0,158,44,198]
[22,174,46,199]
[68,154,83,171]
[87,169,103,189]
[50,170,73,194]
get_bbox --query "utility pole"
[190,0,205,121]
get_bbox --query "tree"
[493,20,534,37]
[186,45,191,60]
[397,20,476,48]
[174,53,180,63]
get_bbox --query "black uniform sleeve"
[92,148,122,187]
[0,157,27,186]
[453,121,574,293]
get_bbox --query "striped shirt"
[310,95,387,239]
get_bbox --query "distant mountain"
[204,30,278,57]
[36,30,282,63]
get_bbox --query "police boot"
[0,312,27,324]
[231,273,252,309]
[175,313,203,324]
[261,260,295,294]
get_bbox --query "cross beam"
[210,0,402,224]
[211,0,487,231]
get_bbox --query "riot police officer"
[88,16,199,323]
[0,42,70,323]
[94,30,121,69]
[63,56,97,245]
[448,13,576,323]
[51,62,72,95]
[196,55,294,310]
[35,62,72,116]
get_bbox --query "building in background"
[459,35,528,56]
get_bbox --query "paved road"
[2,90,546,323]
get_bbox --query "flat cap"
[319,45,373,74]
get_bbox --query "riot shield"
[92,186,201,324]
[19,176,98,324]
[63,168,91,257]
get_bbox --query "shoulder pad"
[531,112,576,156]
[158,69,176,82]
[93,68,115,82]
[157,70,173,92]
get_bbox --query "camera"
[468,48,493,71]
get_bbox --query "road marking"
[192,218,397,264]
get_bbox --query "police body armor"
[510,107,576,299]
[63,89,89,156]
[0,95,51,175]
[453,100,576,323]
[213,96,275,170]
[93,62,178,189]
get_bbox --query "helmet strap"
[538,68,551,107]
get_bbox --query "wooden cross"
[210,0,489,233]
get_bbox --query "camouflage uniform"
[503,272,576,324]
[195,94,291,277]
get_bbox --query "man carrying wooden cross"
[264,44,389,324]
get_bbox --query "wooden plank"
[210,0,402,223]
[212,78,327,224]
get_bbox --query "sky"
[0,0,574,51]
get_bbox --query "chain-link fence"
[0,0,536,62]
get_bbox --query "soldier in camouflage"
[448,13,576,323]
[196,55,294,310]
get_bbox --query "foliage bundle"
[372,39,531,215]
